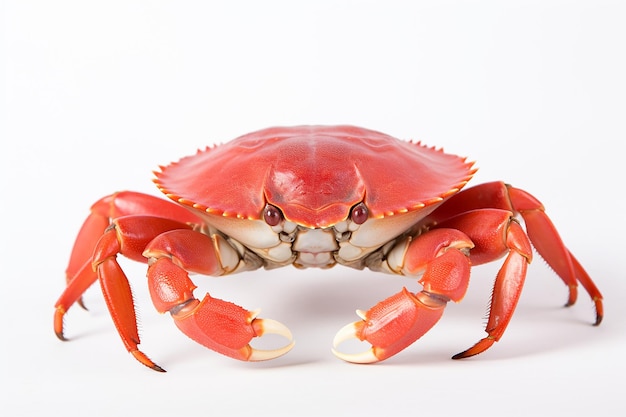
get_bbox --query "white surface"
[2,1,624,416]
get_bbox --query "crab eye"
[350,202,368,225]
[263,204,283,227]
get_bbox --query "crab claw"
[146,254,294,363]
[172,296,295,361]
[332,288,446,363]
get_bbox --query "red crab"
[54,125,603,371]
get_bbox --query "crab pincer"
[332,229,473,363]
[332,289,448,363]
[147,256,295,364]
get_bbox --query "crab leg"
[55,216,193,371]
[144,230,295,364]
[332,228,474,363]
[433,209,533,358]
[424,181,603,324]
[63,191,201,308]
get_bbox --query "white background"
[2,1,625,416]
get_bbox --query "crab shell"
[154,125,476,267]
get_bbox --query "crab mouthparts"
[292,228,339,268]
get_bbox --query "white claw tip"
[257,318,293,340]
[331,347,379,364]
[248,318,295,362]
[249,340,296,362]
[331,321,380,364]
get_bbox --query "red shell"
[154,126,475,228]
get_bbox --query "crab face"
[154,126,475,268]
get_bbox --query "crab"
[54,125,603,372]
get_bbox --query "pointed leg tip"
[77,297,88,311]
[151,364,167,373]
[593,298,604,326]
[594,314,603,326]
[451,348,482,360]
[453,337,496,360]
[54,308,68,341]
[131,350,165,372]
[55,330,68,341]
